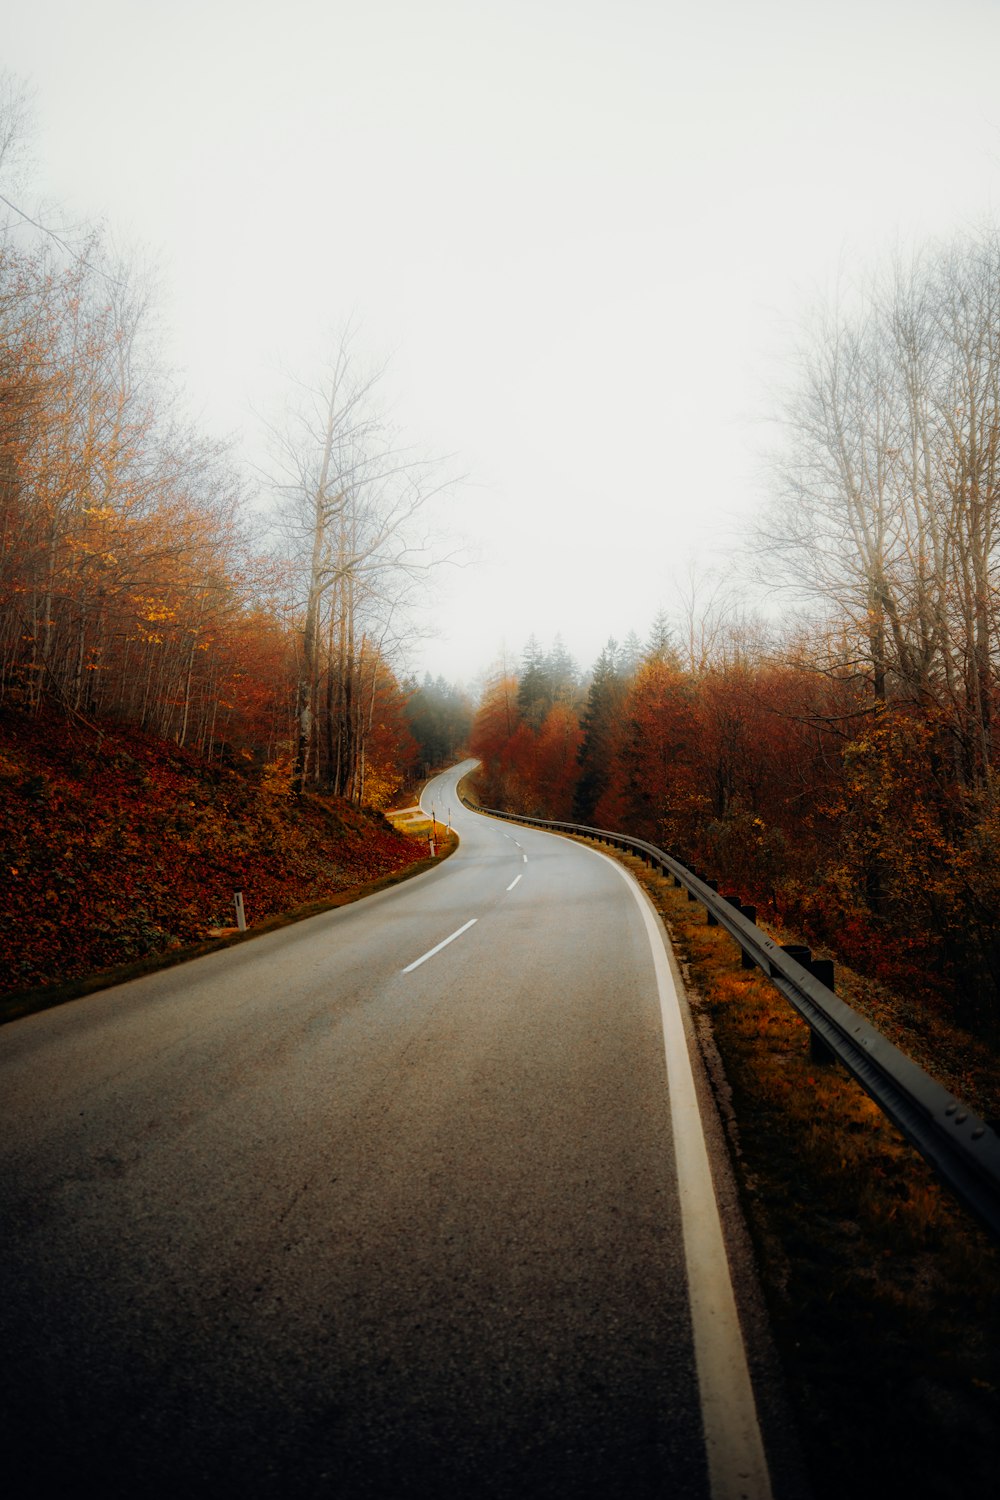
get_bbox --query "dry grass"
[601,845,1000,1500]
[386,812,448,843]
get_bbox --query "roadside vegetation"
[465,219,1000,1500]
[0,707,458,1019]
[472,226,1000,1042]
[579,845,1000,1500]
[0,75,472,815]
[0,78,475,1019]
[5,68,1000,1485]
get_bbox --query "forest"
[0,78,476,991]
[471,224,1000,1030]
[0,224,471,802]
[5,63,1000,1032]
[0,77,471,813]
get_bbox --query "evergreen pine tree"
[573,639,625,821]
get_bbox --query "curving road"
[0,761,776,1498]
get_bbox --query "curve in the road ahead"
[0,759,778,1499]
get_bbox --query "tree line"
[470,224,1000,1025]
[0,77,467,806]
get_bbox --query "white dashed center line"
[506,874,522,892]
[402,919,477,974]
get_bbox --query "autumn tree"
[763,226,1000,793]
[0,80,448,825]
[748,224,1000,1006]
[529,701,582,819]
[596,642,700,844]
[0,84,294,764]
[469,667,523,807]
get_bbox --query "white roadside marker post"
[233,891,247,932]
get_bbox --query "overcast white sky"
[7,0,1000,687]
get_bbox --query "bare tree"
[266,329,458,794]
[760,226,1000,795]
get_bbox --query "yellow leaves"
[260,755,294,798]
[361,757,404,810]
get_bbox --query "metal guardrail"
[459,787,1000,1243]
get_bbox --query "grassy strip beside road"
[607,847,1000,1500]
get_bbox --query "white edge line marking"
[522,853,528,863]
[506,874,522,892]
[402,918,477,974]
[589,845,773,1500]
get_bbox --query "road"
[0,761,777,1499]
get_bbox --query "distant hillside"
[0,710,429,996]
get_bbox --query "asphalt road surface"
[0,762,779,1499]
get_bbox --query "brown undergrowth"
[613,848,1000,1500]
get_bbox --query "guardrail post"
[777,945,837,1065]
[705,879,720,925]
[723,895,759,969]
[778,943,811,971]
[740,905,758,967]
[806,958,837,1065]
